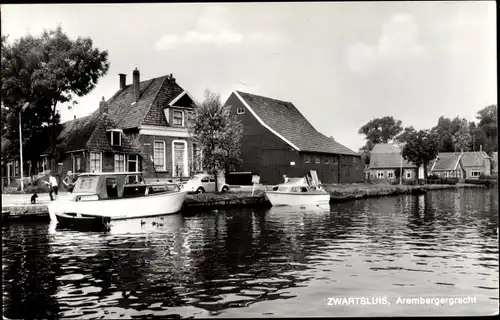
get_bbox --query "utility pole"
[19,102,30,192]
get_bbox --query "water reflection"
[2,188,498,318]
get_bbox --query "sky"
[2,2,497,152]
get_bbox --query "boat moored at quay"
[47,172,188,229]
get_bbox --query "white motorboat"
[264,171,331,206]
[47,172,188,228]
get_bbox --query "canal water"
[2,188,498,318]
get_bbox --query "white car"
[181,173,230,194]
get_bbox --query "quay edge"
[1,183,490,222]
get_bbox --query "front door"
[173,142,186,177]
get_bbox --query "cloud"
[346,13,426,75]
[154,6,280,51]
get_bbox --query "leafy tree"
[396,126,417,143]
[402,129,439,180]
[475,105,498,154]
[358,116,403,147]
[188,90,243,192]
[451,117,472,152]
[1,27,110,171]
[431,116,455,152]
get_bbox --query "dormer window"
[237,108,245,114]
[108,129,122,146]
[173,110,184,127]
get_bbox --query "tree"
[431,116,455,152]
[358,116,403,147]
[402,129,439,180]
[396,126,417,143]
[475,105,498,154]
[451,117,472,152]
[1,27,110,171]
[188,90,243,193]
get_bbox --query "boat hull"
[47,191,188,222]
[265,191,330,206]
[55,213,111,231]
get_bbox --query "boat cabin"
[72,172,180,201]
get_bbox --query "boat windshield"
[73,176,99,193]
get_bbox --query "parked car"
[181,173,230,194]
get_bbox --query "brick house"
[460,151,491,178]
[369,143,422,182]
[223,91,364,185]
[41,104,142,176]
[42,69,201,180]
[429,153,465,178]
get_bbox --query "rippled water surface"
[2,188,498,318]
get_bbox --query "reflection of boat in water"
[265,171,330,206]
[47,172,188,230]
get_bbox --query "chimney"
[119,73,126,90]
[99,96,108,115]
[133,68,140,102]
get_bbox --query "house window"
[332,158,338,164]
[110,130,121,146]
[324,159,329,164]
[42,157,48,171]
[127,154,138,172]
[153,141,166,171]
[90,152,102,173]
[237,108,245,114]
[14,160,19,176]
[352,157,356,163]
[406,170,412,179]
[173,110,184,127]
[193,143,202,172]
[377,171,384,179]
[73,155,82,173]
[471,171,480,178]
[304,155,310,163]
[114,154,125,172]
[387,171,394,179]
[315,156,320,164]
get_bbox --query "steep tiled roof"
[431,153,462,171]
[106,76,185,129]
[235,91,358,156]
[460,151,490,167]
[44,111,141,155]
[369,143,416,169]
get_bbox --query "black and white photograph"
[1,1,498,318]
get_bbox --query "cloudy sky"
[2,2,496,151]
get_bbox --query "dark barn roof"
[235,91,358,156]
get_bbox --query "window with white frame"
[237,108,245,114]
[114,153,125,172]
[406,170,412,179]
[387,171,394,179]
[153,141,166,171]
[127,154,138,172]
[173,110,184,127]
[109,130,121,146]
[42,157,48,171]
[73,155,82,173]
[90,152,102,173]
[304,155,310,163]
[315,156,320,164]
[471,171,480,178]
[324,159,330,164]
[377,171,384,179]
